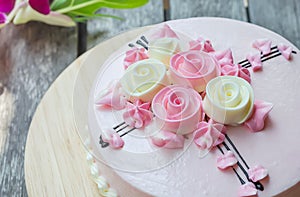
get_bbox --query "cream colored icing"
[120,58,169,102]
[203,76,254,125]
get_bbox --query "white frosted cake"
[84,18,300,197]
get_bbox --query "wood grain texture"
[24,27,148,197]
[169,0,247,21]
[86,0,164,49]
[0,23,77,197]
[249,0,300,48]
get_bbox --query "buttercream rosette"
[203,76,254,125]
[169,50,221,92]
[120,59,169,102]
[152,85,203,135]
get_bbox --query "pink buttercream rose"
[95,80,126,110]
[169,50,221,92]
[193,120,226,150]
[151,130,185,149]
[212,49,234,68]
[221,64,251,83]
[152,85,203,135]
[123,47,148,69]
[244,100,273,132]
[123,99,153,128]
[189,37,214,52]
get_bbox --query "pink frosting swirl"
[169,50,221,92]
[95,80,126,110]
[189,37,214,52]
[248,165,268,182]
[244,100,273,132]
[124,47,148,69]
[151,130,185,149]
[152,85,203,135]
[102,129,124,149]
[238,182,257,197]
[252,38,272,55]
[193,120,226,150]
[216,150,238,170]
[212,49,234,68]
[221,64,251,83]
[123,100,153,128]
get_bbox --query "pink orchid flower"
[0,0,74,27]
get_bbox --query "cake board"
[24,26,150,196]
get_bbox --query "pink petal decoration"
[151,24,178,39]
[95,81,126,110]
[246,53,262,72]
[102,129,124,149]
[244,100,273,132]
[238,182,258,197]
[212,49,234,68]
[248,165,268,182]
[151,130,185,149]
[252,38,272,55]
[123,100,153,128]
[221,64,251,83]
[193,119,226,150]
[278,43,293,60]
[29,0,50,15]
[0,0,15,13]
[216,151,238,170]
[189,37,214,52]
[124,47,149,69]
[0,12,7,24]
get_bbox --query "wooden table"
[0,0,300,196]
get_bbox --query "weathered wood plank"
[0,23,77,196]
[87,0,164,49]
[249,0,300,49]
[170,0,247,21]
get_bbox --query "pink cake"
[84,18,300,197]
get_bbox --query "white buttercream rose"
[203,76,254,125]
[148,37,182,68]
[120,59,169,102]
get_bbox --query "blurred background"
[0,0,299,196]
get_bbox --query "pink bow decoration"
[252,38,272,55]
[216,151,238,170]
[212,49,234,68]
[123,100,153,128]
[123,47,148,69]
[193,120,226,150]
[95,81,127,110]
[238,182,258,197]
[151,130,185,149]
[151,24,179,39]
[102,129,124,149]
[221,64,251,83]
[278,43,293,60]
[244,100,273,132]
[189,37,215,52]
[248,165,268,182]
[246,53,262,72]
